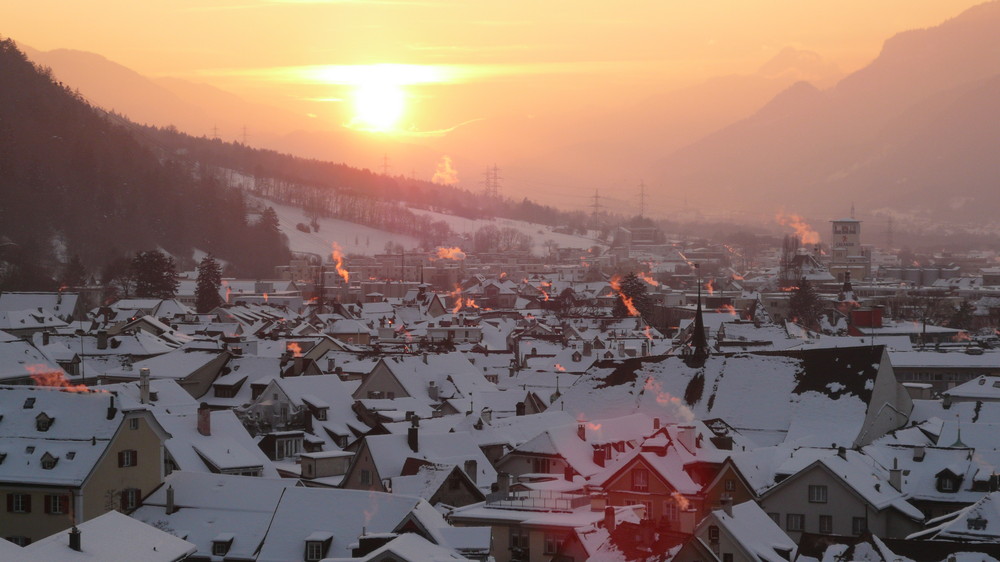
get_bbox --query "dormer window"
[36,412,54,432]
[212,533,235,556]
[40,452,58,470]
[936,469,962,493]
[23,397,35,409]
[304,532,333,561]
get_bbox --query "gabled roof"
[25,510,196,561]
[701,501,795,562]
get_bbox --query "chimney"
[720,494,733,518]
[515,401,526,416]
[578,423,586,441]
[422,353,428,365]
[618,341,626,356]
[679,508,697,535]
[653,418,661,431]
[481,408,492,425]
[42,331,50,346]
[106,396,117,420]
[593,446,605,468]
[913,446,926,462]
[677,425,695,452]
[943,395,953,409]
[327,357,336,372]
[407,417,419,452]
[139,368,150,405]
[604,506,616,532]
[427,381,439,401]
[496,472,510,496]
[583,341,592,356]
[889,458,902,492]
[590,494,606,512]
[837,446,847,460]
[97,330,108,350]
[197,403,211,436]
[464,460,477,485]
[564,465,575,481]
[69,526,82,552]
[166,485,176,515]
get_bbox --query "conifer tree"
[612,272,653,320]
[131,250,179,299]
[788,278,823,327]
[195,255,224,313]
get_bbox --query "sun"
[352,80,405,132]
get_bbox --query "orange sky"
[4,0,987,212]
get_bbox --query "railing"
[485,490,590,512]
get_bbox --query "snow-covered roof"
[24,510,196,561]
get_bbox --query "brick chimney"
[679,508,697,535]
[593,446,605,468]
[604,506,616,531]
[97,330,108,350]
[197,403,211,436]
[407,416,419,452]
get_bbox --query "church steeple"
[687,266,709,367]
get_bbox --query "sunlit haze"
[5,0,986,216]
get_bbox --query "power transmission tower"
[590,189,602,216]
[381,153,391,176]
[885,216,894,249]
[211,125,219,140]
[482,164,501,198]
[241,125,249,145]
[637,180,647,218]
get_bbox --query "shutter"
[118,451,125,467]
[44,495,51,514]
[120,490,127,511]
[62,495,70,514]
[6,493,12,512]
[133,450,138,466]
[23,494,31,513]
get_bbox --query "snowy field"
[250,196,603,259]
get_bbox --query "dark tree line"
[0,39,289,290]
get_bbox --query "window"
[938,476,957,492]
[40,453,58,470]
[305,541,327,561]
[212,540,232,556]
[664,500,679,522]
[808,485,828,503]
[129,418,140,430]
[723,554,734,562]
[7,493,31,513]
[708,525,720,542]
[35,413,54,432]
[543,532,566,554]
[118,449,138,467]
[852,517,867,535]
[768,512,781,526]
[786,514,805,532]
[531,457,550,474]
[360,469,371,485]
[45,495,69,515]
[724,479,736,491]
[6,536,30,547]
[632,468,649,492]
[275,437,300,460]
[120,488,140,511]
[510,529,529,555]
[819,515,833,534]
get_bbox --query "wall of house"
[604,460,692,523]
[760,465,890,541]
[428,472,483,508]
[340,443,385,492]
[181,351,231,400]
[496,453,567,479]
[82,413,164,522]
[0,485,79,544]
[702,465,755,517]
[352,363,411,400]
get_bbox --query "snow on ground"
[249,196,421,258]
[409,207,603,254]
[249,195,603,258]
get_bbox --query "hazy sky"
[5,1,988,216]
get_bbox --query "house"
[673,499,795,562]
[595,432,702,527]
[0,386,168,545]
[131,471,299,561]
[555,346,912,449]
[758,448,925,541]
[0,291,87,323]
[352,354,494,403]
[389,463,486,508]
[19,509,196,561]
[341,421,496,495]
[449,484,642,562]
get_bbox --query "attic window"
[66,451,76,460]
[304,533,333,562]
[36,413,54,432]
[23,397,35,409]
[25,446,35,454]
[41,452,58,470]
